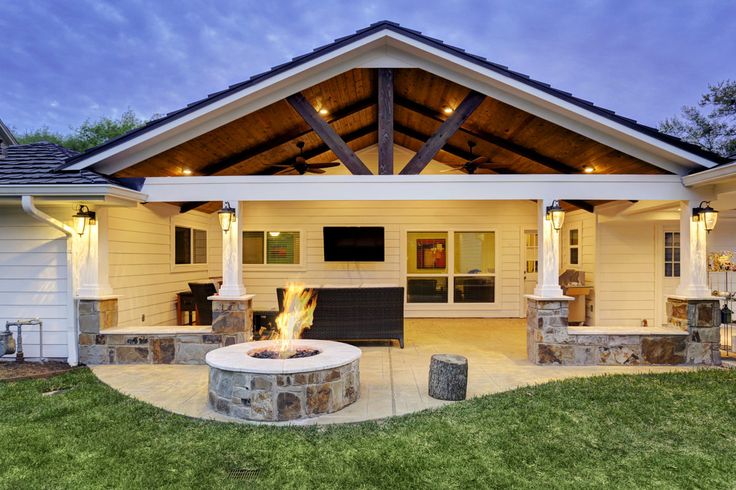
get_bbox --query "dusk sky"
[1,0,734,135]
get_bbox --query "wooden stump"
[428,354,468,401]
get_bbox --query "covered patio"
[92,318,691,424]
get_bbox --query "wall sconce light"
[692,201,718,233]
[546,200,565,231]
[72,205,96,236]
[218,202,236,232]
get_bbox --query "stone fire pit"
[206,339,360,421]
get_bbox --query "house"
[1,21,734,367]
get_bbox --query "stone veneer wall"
[79,332,247,364]
[527,298,692,366]
[78,296,254,365]
[208,360,360,421]
[666,298,721,366]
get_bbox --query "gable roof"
[0,118,17,146]
[0,142,117,185]
[61,20,728,172]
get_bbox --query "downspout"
[20,196,79,366]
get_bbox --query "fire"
[272,284,317,357]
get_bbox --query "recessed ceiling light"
[319,108,329,115]
[583,166,595,173]
[182,168,193,175]
[443,107,454,114]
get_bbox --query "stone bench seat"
[79,324,246,365]
[568,326,687,336]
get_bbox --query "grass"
[1,369,735,489]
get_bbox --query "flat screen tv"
[323,226,385,262]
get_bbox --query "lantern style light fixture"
[218,202,236,232]
[545,200,565,232]
[692,201,718,233]
[72,205,96,236]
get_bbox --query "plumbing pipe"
[20,196,78,365]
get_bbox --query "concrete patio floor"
[91,318,693,425]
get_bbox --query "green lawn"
[1,369,735,489]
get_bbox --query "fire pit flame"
[270,284,317,359]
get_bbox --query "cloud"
[1,0,734,134]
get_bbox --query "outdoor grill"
[559,270,592,325]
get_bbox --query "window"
[406,231,495,304]
[664,231,680,277]
[569,228,580,266]
[243,231,300,265]
[175,226,207,265]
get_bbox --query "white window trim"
[567,225,582,267]
[663,230,681,278]
[170,221,209,273]
[402,227,500,307]
[242,229,307,272]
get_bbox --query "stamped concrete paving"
[92,318,692,425]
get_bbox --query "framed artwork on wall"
[416,239,446,269]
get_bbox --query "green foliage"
[0,369,734,488]
[16,110,145,152]
[660,80,736,157]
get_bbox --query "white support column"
[74,207,113,299]
[675,200,712,298]
[218,200,247,298]
[533,199,564,298]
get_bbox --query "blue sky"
[1,0,734,135]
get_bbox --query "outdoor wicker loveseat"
[276,286,405,348]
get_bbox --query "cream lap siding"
[0,207,69,359]
[595,221,656,327]
[241,200,536,317]
[107,203,217,326]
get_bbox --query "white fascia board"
[66,29,717,175]
[64,33,393,174]
[0,184,147,202]
[683,161,736,187]
[141,174,709,202]
[378,37,714,173]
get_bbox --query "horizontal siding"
[0,207,70,358]
[596,221,656,327]
[108,203,219,326]
[242,200,536,317]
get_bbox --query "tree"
[660,80,736,158]
[16,109,145,152]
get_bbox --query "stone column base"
[667,297,721,366]
[526,296,572,364]
[78,298,118,334]
[210,294,254,340]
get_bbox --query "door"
[656,225,680,326]
[522,230,538,315]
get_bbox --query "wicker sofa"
[276,286,405,348]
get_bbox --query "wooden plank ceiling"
[114,68,670,213]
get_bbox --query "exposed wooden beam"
[395,123,477,162]
[179,201,208,213]
[377,68,394,175]
[395,95,580,174]
[562,200,595,213]
[198,97,374,176]
[399,91,485,175]
[258,125,376,175]
[287,92,372,175]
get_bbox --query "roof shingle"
[0,142,116,185]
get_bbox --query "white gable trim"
[65,28,718,175]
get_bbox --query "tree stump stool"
[428,354,468,401]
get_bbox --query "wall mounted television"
[323,226,385,262]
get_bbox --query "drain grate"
[227,468,262,481]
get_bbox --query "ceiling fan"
[441,141,509,174]
[271,141,341,175]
